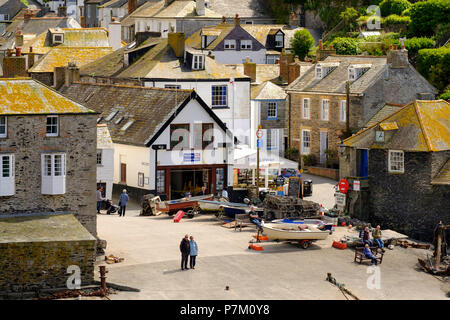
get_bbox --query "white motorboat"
[261,222,329,241]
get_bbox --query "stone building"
[285,48,438,166]
[339,100,450,243]
[0,78,98,292]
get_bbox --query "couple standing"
[179,235,198,270]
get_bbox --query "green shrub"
[408,0,450,37]
[379,0,411,16]
[404,37,435,55]
[285,148,299,161]
[382,14,411,25]
[439,91,450,101]
[290,29,315,60]
[302,155,317,167]
[417,47,450,92]
[330,37,359,55]
[339,7,360,31]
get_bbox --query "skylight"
[105,110,119,121]
[115,117,124,125]
[121,120,134,131]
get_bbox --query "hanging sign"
[353,180,360,191]
[338,178,349,194]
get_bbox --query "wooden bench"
[234,213,254,231]
[354,247,384,265]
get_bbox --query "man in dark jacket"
[180,234,190,270]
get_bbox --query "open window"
[41,153,66,195]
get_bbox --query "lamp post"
[151,144,166,194]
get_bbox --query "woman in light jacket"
[189,236,198,269]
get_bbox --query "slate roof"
[251,81,286,100]
[120,0,165,26]
[29,46,114,73]
[0,0,27,18]
[60,82,194,146]
[432,159,450,185]
[23,28,111,54]
[0,78,95,115]
[344,100,450,152]
[364,103,403,128]
[0,16,81,51]
[81,38,248,80]
[208,0,272,18]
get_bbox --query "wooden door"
[120,163,127,183]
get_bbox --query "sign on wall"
[335,192,346,210]
[353,180,360,191]
[183,153,200,163]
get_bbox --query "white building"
[62,83,232,200]
[96,124,114,200]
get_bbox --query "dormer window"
[53,33,64,44]
[315,62,339,80]
[348,64,371,82]
[192,54,205,70]
[275,34,283,47]
[315,66,323,79]
[241,40,252,50]
[224,39,236,50]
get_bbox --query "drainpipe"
[346,81,350,135]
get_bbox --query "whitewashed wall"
[213,49,267,65]
[135,18,176,37]
[113,143,150,191]
[97,148,114,199]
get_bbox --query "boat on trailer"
[197,199,231,213]
[261,222,330,241]
[155,194,214,215]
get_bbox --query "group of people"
[360,225,385,265]
[96,187,129,217]
[179,235,199,270]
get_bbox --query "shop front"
[156,164,227,200]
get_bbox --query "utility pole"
[346,81,351,136]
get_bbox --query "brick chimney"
[65,62,80,87]
[234,14,240,26]
[243,57,256,82]
[316,39,336,61]
[15,28,24,47]
[387,46,409,68]
[28,46,36,69]
[279,49,293,83]
[196,0,205,16]
[168,32,185,58]
[2,47,27,77]
[128,0,138,14]
[288,59,300,84]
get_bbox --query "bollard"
[99,265,108,292]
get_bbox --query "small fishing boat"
[222,204,264,218]
[197,199,230,213]
[155,194,214,215]
[261,222,329,241]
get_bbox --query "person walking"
[189,236,198,269]
[97,186,105,214]
[180,234,190,270]
[119,189,129,217]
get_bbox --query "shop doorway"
[170,168,211,199]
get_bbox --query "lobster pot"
[263,195,320,221]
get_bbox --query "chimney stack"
[289,12,299,27]
[234,14,240,26]
[15,28,24,47]
[128,0,138,14]
[57,5,67,17]
[279,49,293,83]
[2,48,27,77]
[196,0,205,16]
[28,46,36,69]
[24,9,34,22]
[243,57,256,82]
[65,62,80,87]
[387,46,409,68]
[168,32,185,58]
[108,20,122,51]
[316,39,336,61]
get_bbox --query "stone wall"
[0,114,98,236]
[368,149,450,243]
[289,92,363,161]
[305,166,339,180]
[0,239,96,293]
[260,99,287,130]
[31,72,53,86]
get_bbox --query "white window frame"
[224,39,236,50]
[267,101,278,119]
[0,116,7,138]
[275,34,283,47]
[302,98,310,119]
[315,66,322,79]
[41,153,66,195]
[388,150,404,173]
[266,55,278,64]
[53,33,64,44]
[301,129,311,155]
[46,116,59,137]
[266,129,278,151]
[321,99,329,121]
[165,84,181,89]
[340,100,347,122]
[348,67,356,81]
[240,40,252,50]
[97,150,102,166]
[0,154,14,196]
[211,85,228,108]
[192,55,205,70]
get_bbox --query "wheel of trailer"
[301,240,310,249]
[187,210,195,219]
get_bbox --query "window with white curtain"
[0,154,14,196]
[302,98,310,119]
[301,130,311,155]
[42,153,66,195]
[340,100,347,122]
[321,99,329,121]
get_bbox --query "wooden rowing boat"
[261,222,329,241]
[155,194,214,215]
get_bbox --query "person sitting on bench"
[360,226,373,246]
[372,225,385,252]
[249,206,263,232]
[363,244,378,265]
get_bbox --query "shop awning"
[233,147,299,170]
